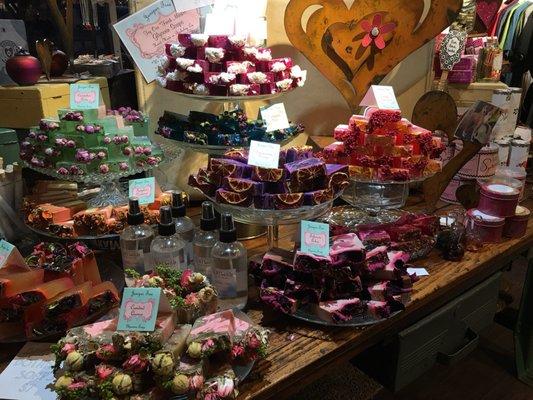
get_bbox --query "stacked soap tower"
[188,146,350,210]
[156,34,307,96]
[0,242,119,340]
[322,109,445,182]
[51,308,269,400]
[156,108,304,146]
[251,232,422,324]
[19,107,162,177]
[22,181,171,237]
[107,106,150,137]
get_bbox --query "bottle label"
[212,268,237,298]
[152,251,183,269]
[194,256,213,277]
[122,249,146,273]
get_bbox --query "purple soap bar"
[366,300,391,319]
[370,251,410,280]
[282,146,314,164]
[330,233,365,262]
[261,248,295,276]
[304,189,333,205]
[311,298,365,323]
[209,158,252,181]
[223,148,248,163]
[222,177,264,196]
[294,251,332,273]
[215,188,253,207]
[260,286,299,315]
[265,181,288,194]
[285,279,323,305]
[284,157,326,178]
[326,164,349,175]
[324,277,363,301]
[254,194,274,210]
[251,166,285,183]
[357,230,391,249]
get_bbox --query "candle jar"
[466,209,505,243]
[496,166,527,201]
[503,206,530,239]
[478,183,520,217]
[441,214,467,261]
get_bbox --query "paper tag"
[129,177,155,205]
[248,140,281,169]
[0,342,56,400]
[113,0,200,83]
[407,267,429,276]
[0,239,15,266]
[360,85,400,110]
[260,103,291,132]
[118,287,162,332]
[301,220,330,257]
[70,83,100,109]
[440,29,467,71]
[172,0,213,12]
[454,100,503,144]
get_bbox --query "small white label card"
[407,267,429,276]
[260,103,291,132]
[301,220,330,257]
[248,140,280,169]
[0,342,56,400]
[129,177,156,205]
[360,85,400,110]
[172,0,213,12]
[113,0,200,83]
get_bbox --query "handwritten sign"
[70,84,100,109]
[360,85,400,110]
[248,140,281,169]
[129,177,156,205]
[301,220,330,257]
[113,0,200,83]
[0,342,56,400]
[260,103,291,132]
[118,287,162,332]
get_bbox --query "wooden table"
[220,209,533,400]
[1,202,531,400]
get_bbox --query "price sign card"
[260,103,291,132]
[248,140,280,169]
[360,85,400,110]
[0,239,26,270]
[301,220,330,257]
[113,0,200,83]
[70,83,100,109]
[118,287,162,332]
[407,267,429,277]
[129,177,156,205]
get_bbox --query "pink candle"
[478,183,520,218]
[503,206,530,239]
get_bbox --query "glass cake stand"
[166,90,290,111]
[201,191,341,247]
[290,307,402,328]
[22,160,161,208]
[342,174,436,210]
[155,133,302,158]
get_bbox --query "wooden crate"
[446,81,509,105]
[0,77,110,129]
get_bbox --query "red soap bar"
[83,251,102,285]
[87,281,120,315]
[2,277,75,307]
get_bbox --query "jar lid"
[468,209,505,223]
[496,166,526,179]
[511,139,529,146]
[478,176,522,190]
[481,183,520,197]
[495,138,512,145]
[515,205,530,217]
[493,88,511,94]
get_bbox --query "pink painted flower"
[97,151,106,159]
[67,381,87,390]
[61,343,77,355]
[96,343,117,360]
[122,354,149,373]
[28,131,36,139]
[119,162,129,171]
[95,364,115,380]
[146,156,159,166]
[248,333,261,350]
[216,377,234,397]
[103,136,112,144]
[57,167,69,175]
[99,164,110,174]
[180,269,193,287]
[202,339,215,352]
[66,140,76,148]
[37,134,48,142]
[189,374,204,390]
[123,147,133,156]
[184,292,199,306]
[361,14,396,50]
[231,345,245,359]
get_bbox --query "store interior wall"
[132,0,435,191]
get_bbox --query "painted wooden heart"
[285,0,463,111]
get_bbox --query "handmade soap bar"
[311,298,365,323]
[0,269,45,298]
[87,281,119,315]
[186,310,236,358]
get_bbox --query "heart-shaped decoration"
[285,0,463,111]
[35,39,54,80]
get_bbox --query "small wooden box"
[0,77,111,129]
[446,81,509,105]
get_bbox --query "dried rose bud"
[119,162,129,171]
[57,167,69,175]
[112,373,132,395]
[171,374,189,395]
[65,351,84,371]
[54,376,73,389]
[103,137,112,144]
[99,164,110,174]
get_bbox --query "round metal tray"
[290,307,402,327]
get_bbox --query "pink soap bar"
[448,69,474,84]
[229,83,260,96]
[311,298,365,323]
[333,124,353,141]
[226,61,256,74]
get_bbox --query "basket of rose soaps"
[156,34,307,97]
